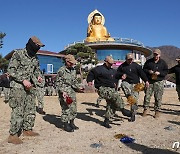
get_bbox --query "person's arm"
[115,65,124,79]
[168,66,175,74]
[87,68,96,84]
[32,70,45,87]
[143,60,151,74]
[158,60,168,77]
[71,70,83,91]
[31,58,44,85]
[137,64,148,82]
[8,51,29,83]
[55,68,66,92]
[137,64,149,87]
[55,69,68,97]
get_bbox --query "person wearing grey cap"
[7,36,45,144]
[168,56,180,102]
[116,53,149,119]
[142,49,168,118]
[87,56,135,128]
[56,54,84,132]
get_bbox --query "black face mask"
[26,38,40,57]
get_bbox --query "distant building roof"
[4,50,65,60]
[37,50,64,58]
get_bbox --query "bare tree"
[65,43,98,82]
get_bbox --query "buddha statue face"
[92,13,102,25]
[93,16,102,25]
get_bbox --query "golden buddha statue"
[85,10,114,42]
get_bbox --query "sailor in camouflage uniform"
[7,36,45,144]
[56,54,84,132]
[87,56,134,128]
[143,49,168,118]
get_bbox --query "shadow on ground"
[168,120,180,126]
[43,114,63,129]
[123,142,179,154]
[81,102,106,108]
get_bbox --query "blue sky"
[0,0,180,57]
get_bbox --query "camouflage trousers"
[176,85,180,101]
[98,86,125,119]
[3,87,10,102]
[36,86,45,108]
[9,87,36,135]
[58,90,77,123]
[143,80,165,111]
[48,86,53,96]
[96,96,103,105]
[45,86,53,96]
[121,81,139,104]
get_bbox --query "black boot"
[121,108,132,117]
[128,110,136,122]
[64,122,74,132]
[70,119,79,130]
[38,108,46,115]
[121,108,136,122]
[129,105,137,122]
[103,118,112,128]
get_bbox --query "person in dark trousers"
[168,56,180,102]
[87,56,135,128]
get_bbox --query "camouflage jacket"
[56,66,80,93]
[32,73,45,88]
[7,49,41,89]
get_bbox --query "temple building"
[4,50,64,74]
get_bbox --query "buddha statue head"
[92,13,103,25]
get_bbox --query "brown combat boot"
[8,134,23,144]
[142,109,149,117]
[23,130,39,136]
[154,111,160,119]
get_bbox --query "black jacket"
[169,64,180,85]
[0,74,10,88]
[143,58,168,83]
[116,62,148,84]
[87,64,118,89]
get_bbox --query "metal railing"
[64,37,144,49]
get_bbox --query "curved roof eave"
[85,42,152,57]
